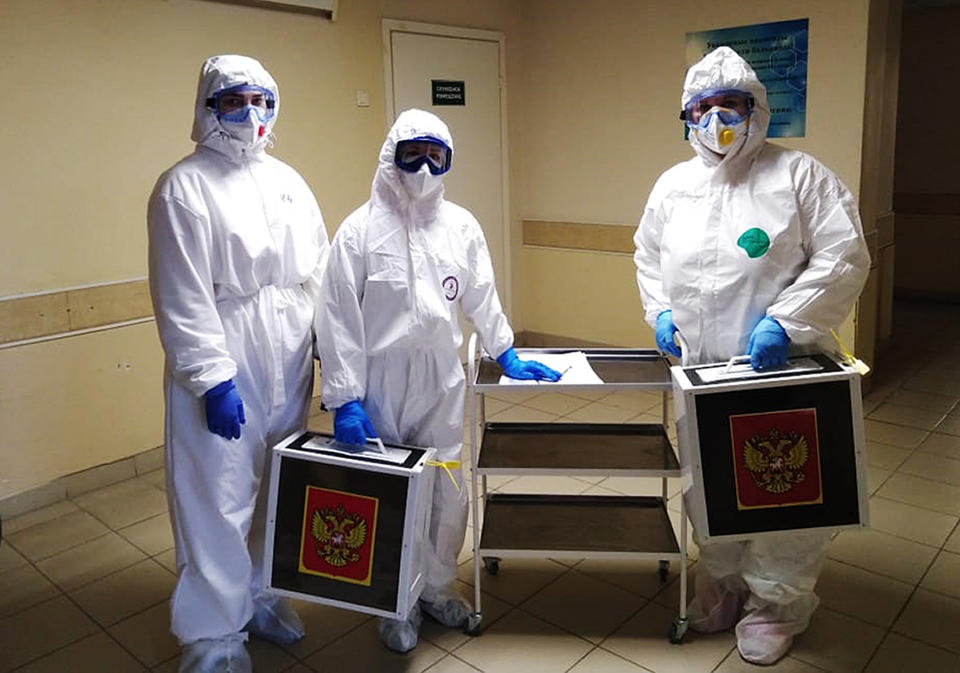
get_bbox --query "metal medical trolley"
[464,335,689,642]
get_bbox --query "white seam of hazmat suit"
[148,55,330,654]
[633,47,869,663]
[316,109,514,646]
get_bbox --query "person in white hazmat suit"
[634,47,870,665]
[316,108,561,653]
[148,54,330,673]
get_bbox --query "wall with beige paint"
[516,0,873,348]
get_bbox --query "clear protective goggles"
[394,136,452,175]
[681,88,754,128]
[206,84,276,124]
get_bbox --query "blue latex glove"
[496,347,562,381]
[204,379,245,440]
[655,310,682,358]
[747,316,790,370]
[334,400,378,446]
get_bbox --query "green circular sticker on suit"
[738,228,770,258]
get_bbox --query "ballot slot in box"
[671,353,868,543]
[263,431,436,620]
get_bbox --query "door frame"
[381,19,513,314]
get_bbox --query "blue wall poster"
[686,18,809,138]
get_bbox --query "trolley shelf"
[474,348,671,389]
[478,493,681,559]
[478,422,680,476]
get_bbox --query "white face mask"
[696,109,748,155]
[399,163,443,200]
[220,108,267,147]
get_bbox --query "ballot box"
[671,353,868,543]
[263,431,435,619]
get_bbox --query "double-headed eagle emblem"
[742,427,810,494]
[310,503,367,567]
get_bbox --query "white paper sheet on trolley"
[302,436,412,464]
[498,350,604,385]
[695,357,824,384]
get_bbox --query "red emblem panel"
[729,408,823,510]
[298,486,378,585]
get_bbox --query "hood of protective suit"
[191,54,279,162]
[371,109,453,223]
[683,47,770,170]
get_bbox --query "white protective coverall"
[148,55,330,651]
[634,47,870,664]
[316,109,514,640]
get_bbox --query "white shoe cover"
[687,573,747,634]
[179,635,251,673]
[420,588,472,628]
[246,598,305,645]
[735,609,798,665]
[378,603,423,653]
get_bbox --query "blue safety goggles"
[394,136,452,175]
[206,84,276,123]
[680,88,754,128]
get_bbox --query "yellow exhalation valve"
[719,128,736,146]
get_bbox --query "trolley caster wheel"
[658,560,670,583]
[483,557,500,575]
[465,612,483,636]
[669,617,688,644]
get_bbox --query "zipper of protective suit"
[245,156,287,408]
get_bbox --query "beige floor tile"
[938,414,960,437]
[869,403,947,430]
[15,631,147,673]
[893,588,960,654]
[72,479,169,530]
[153,548,178,575]
[69,558,175,626]
[61,459,137,498]
[567,647,648,672]
[495,475,591,495]
[602,601,735,673]
[134,446,165,476]
[423,655,483,672]
[868,496,959,547]
[790,607,885,673]
[945,526,960,554]
[866,466,893,495]
[456,558,568,606]
[278,664,317,673]
[278,599,370,659]
[920,550,960,600]
[903,372,960,396]
[453,609,593,673]
[899,451,960,487]
[876,473,960,516]
[246,639,299,672]
[139,468,167,492]
[5,510,110,562]
[487,404,559,423]
[521,569,644,643]
[814,559,913,628]
[479,395,514,416]
[108,602,180,668]
[576,559,685,601]
[117,512,175,556]
[827,529,937,584]
[0,563,60,618]
[520,392,592,416]
[714,652,824,672]
[594,476,680,499]
[917,432,960,460]
[884,389,959,414]
[864,419,929,449]
[0,542,29,574]
[421,582,511,653]
[863,633,960,673]
[600,390,666,414]
[864,442,912,471]
[37,531,147,591]
[487,389,542,405]
[0,596,99,673]
[561,402,642,424]
[304,619,444,672]
[3,500,79,536]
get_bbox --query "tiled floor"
[3,300,960,672]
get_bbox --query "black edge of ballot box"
[263,431,436,620]
[671,353,868,543]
